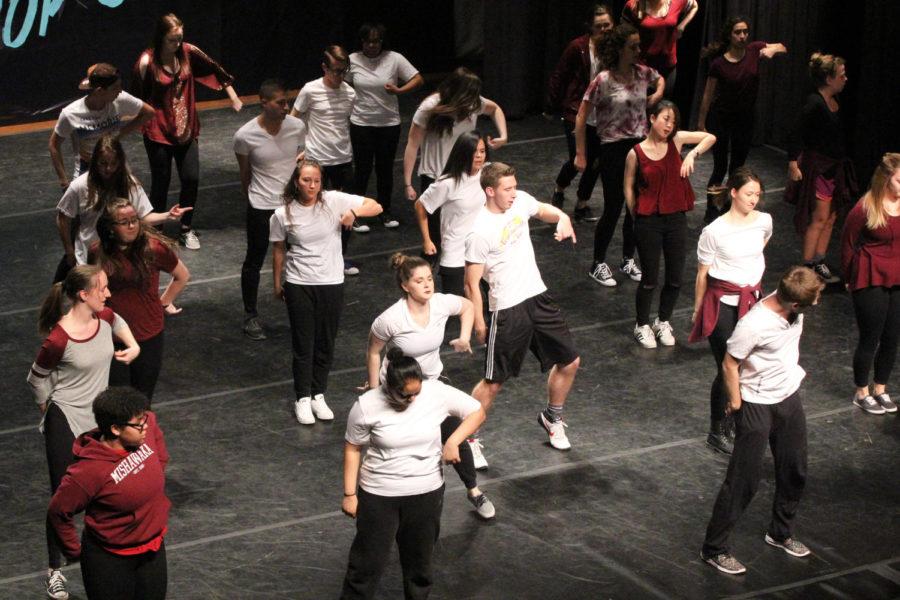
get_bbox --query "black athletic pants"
[555,122,602,203]
[852,285,900,387]
[110,331,165,402]
[81,533,167,600]
[283,283,343,398]
[241,205,275,316]
[143,136,199,229]
[350,123,401,212]
[633,212,688,326]
[322,162,354,255]
[593,138,639,264]
[707,109,755,189]
[418,175,440,267]
[44,403,74,570]
[707,302,739,427]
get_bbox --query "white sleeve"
[418,179,450,214]
[344,401,371,446]
[412,95,437,128]
[131,183,154,218]
[726,317,758,361]
[53,111,72,138]
[269,211,287,242]
[292,85,311,115]
[394,52,419,83]
[233,127,250,155]
[56,182,81,217]
[438,381,482,419]
[115,92,145,117]
[478,95,489,116]
[762,213,773,243]
[464,231,490,265]
[519,191,540,217]
[327,191,365,216]
[696,225,717,266]
[434,293,464,317]
[370,310,393,342]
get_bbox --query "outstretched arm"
[535,202,576,244]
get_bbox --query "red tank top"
[633,140,695,215]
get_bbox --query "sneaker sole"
[853,399,885,415]
[589,273,617,287]
[764,534,811,557]
[537,414,571,451]
[701,552,746,575]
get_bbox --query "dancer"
[786,52,857,283]
[93,199,190,401]
[701,266,824,575]
[415,130,488,295]
[366,253,495,519]
[841,153,900,415]
[132,13,241,251]
[270,160,382,424]
[341,348,485,599]
[622,0,698,97]
[697,17,787,223]
[464,162,580,465]
[546,4,614,221]
[49,387,170,600]
[348,23,424,228]
[50,63,154,188]
[689,168,772,454]
[624,100,715,348]
[55,134,189,282]
[576,23,664,286]
[28,265,140,600]
[403,67,507,264]
[234,79,307,340]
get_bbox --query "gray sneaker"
[701,551,746,574]
[243,316,266,340]
[467,492,496,520]
[853,394,885,415]
[874,393,897,413]
[765,533,811,557]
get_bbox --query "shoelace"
[48,571,67,592]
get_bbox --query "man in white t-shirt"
[234,79,307,340]
[464,162,580,463]
[701,266,824,575]
[49,63,154,188]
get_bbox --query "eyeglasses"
[113,217,140,227]
[124,416,148,431]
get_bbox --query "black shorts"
[484,292,579,383]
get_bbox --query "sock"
[544,404,564,423]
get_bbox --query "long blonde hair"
[862,153,900,230]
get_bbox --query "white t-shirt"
[412,94,488,178]
[726,296,806,404]
[371,294,464,382]
[419,170,486,268]
[269,191,364,285]
[233,115,307,210]
[697,212,772,306]
[347,51,419,127]
[345,378,481,496]
[57,173,153,265]
[54,92,145,177]
[464,191,547,311]
[292,78,356,166]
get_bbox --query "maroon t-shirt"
[633,140,695,215]
[709,41,766,115]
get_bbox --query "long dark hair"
[701,16,749,60]
[86,135,139,212]
[648,100,680,140]
[94,198,175,285]
[390,253,431,295]
[382,348,423,412]
[426,67,483,137]
[598,23,637,69]
[37,264,102,335]
[710,166,764,211]
[440,130,489,183]
[151,13,184,65]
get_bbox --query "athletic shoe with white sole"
[589,261,616,286]
[853,394,885,415]
[46,568,69,599]
[620,258,642,281]
[352,221,370,233]
[467,438,488,470]
[179,229,201,250]
[380,213,400,228]
[764,533,811,557]
[243,316,266,340]
[634,323,657,348]
[467,493,496,520]
[701,551,746,575]
[538,412,571,450]
[874,393,897,413]
[652,318,675,346]
[294,397,315,425]
[344,260,360,276]
[311,394,334,421]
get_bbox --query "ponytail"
[38,264,102,335]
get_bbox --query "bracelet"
[162,303,171,308]
[344,491,356,497]
[405,184,413,188]
[350,209,358,219]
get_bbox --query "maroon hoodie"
[48,411,170,558]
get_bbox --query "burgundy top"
[131,43,234,145]
[709,41,766,116]
[547,35,593,123]
[841,199,900,291]
[633,140,695,215]
[622,0,691,71]
[48,411,170,558]
[91,238,179,342]
[689,276,762,343]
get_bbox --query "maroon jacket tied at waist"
[689,276,762,343]
[783,150,858,235]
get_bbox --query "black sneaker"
[551,190,565,208]
[243,316,266,340]
[573,206,599,222]
[812,262,840,283]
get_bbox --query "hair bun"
[389,252,407,271]
[386,347,406,362]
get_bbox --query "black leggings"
[110,331,165,402]
[81,533,167,600]
[556,122,602,202]
[283,283,344,398]
[241,205,275,315]
[440,416,477,489]
[706,109,755,189]
[593,139,639,263]
[323,162,354,254]
[852,285,900,387]
[44,403,75,569]
[420,175,440,267]
[707,302,739,427]
[633,212,688,325]
[350,124,401,212]
[143,136,199,229]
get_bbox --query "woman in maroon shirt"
[92,198,190,401]
[624,100,715,348]
[841,153,900,415]
[132,13,241,251]
[622,0,698,97]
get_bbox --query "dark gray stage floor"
[0,100,897,599]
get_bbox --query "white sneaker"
[620,258,642,282]
[311,394,334,421]
[589,262,617,287]
[652,318,675,346]
[634,323,657,348]
[380,213,400,228]
[294,397,315,425]
[467,438,488,470]
[46,569,69,600]
[352,221,370,233]
[538,411,571,450]
[179,229,200,250]
[343,261,360,276]
[467,492,496,520]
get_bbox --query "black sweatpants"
[323,162,354,255]
[143,136,199,229]
[593,138,639,264]
[852,285,900,387]
[707,302,739,427]
[81,533,167,600]
[284,283,343,398]
[555,122,602,203]
[707,109,755,189]
[241,205,276,316]
[440,416,477,490]
[44,403,75,570]
[110,331,165,402]
[351,123,401,212]
[702,391,808,556]
[633,212,688,326]
[341,485,444,600]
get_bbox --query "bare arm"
[648,75,666,107]
[341,442,362,517]
[722,352,742,414]
[272,241,286,300]
[674,130,716,176]
[442,406,487,462]
[112,322,141,365]
[386,73,424,95]
[159,259,190,309]
[48,132,69,189]
[366,333,386,389]
[465,262,487,344]
[117,102,155,137]
[676,0,700,37]
[414,200,436,255]
[760,43,787,59]
[697,77,717,131]
[403,124,426,200]
[481,98,508,149]
[624,149,638,215]
[536,202,576,244]
[341,198,383,229]
[450,297,474,354]
[224,85,243,112]
[55,212,76,265]
[574,101,591,172]
[692,263,710,323]
[235,153,252,198]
